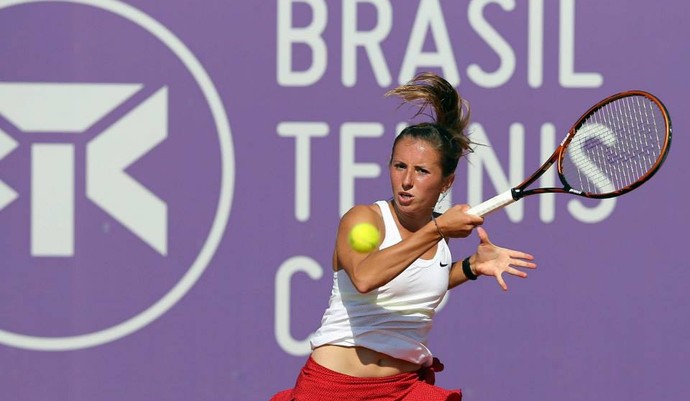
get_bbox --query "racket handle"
[466,189,517,217]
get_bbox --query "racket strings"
[561,95,667,195]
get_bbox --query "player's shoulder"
[339,203,386,230]
[344,202,383,220]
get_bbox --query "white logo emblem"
[0,83,168,256]
[0,0,234,351]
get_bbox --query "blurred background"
[0,1,687,400]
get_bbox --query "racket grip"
[466,190,517,217]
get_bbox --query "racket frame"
[467,90,672,217]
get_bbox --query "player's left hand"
[472,227,537,291]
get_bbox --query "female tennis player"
[271,72,537,401]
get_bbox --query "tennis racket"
[467,90,672,217]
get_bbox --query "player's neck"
[389,200,430,234]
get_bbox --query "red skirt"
[270,357,462,401]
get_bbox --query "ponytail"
[386,72,473,176]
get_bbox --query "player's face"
[389,137,452,215]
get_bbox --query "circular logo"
[0,0,234,350]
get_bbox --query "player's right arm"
[333,205,445,293]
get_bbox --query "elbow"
[352,282,376,294]
[354,282,376,294]
[350,274,378,294]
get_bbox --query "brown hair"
[385,72,472,177]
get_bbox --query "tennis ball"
[348,223,380,253]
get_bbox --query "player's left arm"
[448,227,536,290]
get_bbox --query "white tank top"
[309,200,452,367]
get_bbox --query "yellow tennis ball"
[348,223,380,253]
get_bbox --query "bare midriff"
[310,344,422,377]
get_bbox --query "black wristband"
[462,257,478,280]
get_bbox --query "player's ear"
[441,174,455,193]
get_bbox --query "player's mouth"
[396,191,414,206]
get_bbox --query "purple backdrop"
[0,1,688,400]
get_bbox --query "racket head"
[557,90,672,198]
